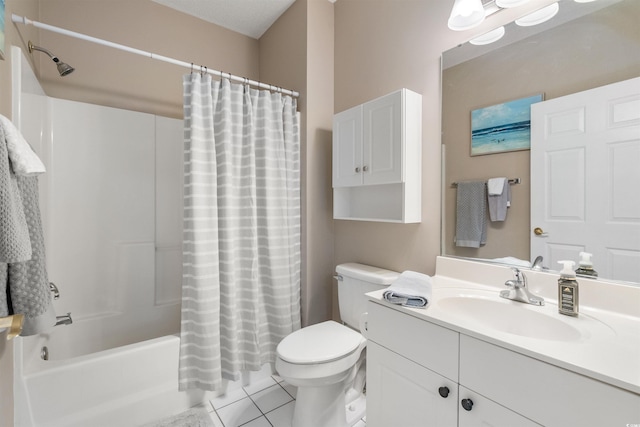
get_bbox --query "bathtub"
[14,334,216,427]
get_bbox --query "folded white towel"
[383,271,432,308]
[487,177,506,196]
[0,114,46,176]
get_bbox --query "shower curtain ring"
[190,63,194,75]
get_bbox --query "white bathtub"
[15,334,216,427]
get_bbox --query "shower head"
[28,40,75,77]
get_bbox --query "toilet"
[276,263,399,427]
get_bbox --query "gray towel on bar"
[0,124,55,336]
[488,179,511,222]
[455,181,487,248]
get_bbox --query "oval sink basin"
[437,295,584,341]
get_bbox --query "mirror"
[441,0,640,284]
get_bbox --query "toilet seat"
[277,320,364,364]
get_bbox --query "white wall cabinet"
[332,89,422,223]
[366,300,638,426]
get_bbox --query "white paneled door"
[530,77,640,282]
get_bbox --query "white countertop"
[367,256,640,395]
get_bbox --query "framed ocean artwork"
[470,94,543,156]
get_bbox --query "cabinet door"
[362,91,403,185]
[332,105,363,187]
[458,387,541,427]
[367,341,458,427]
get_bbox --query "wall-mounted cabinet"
[332,89,422,223]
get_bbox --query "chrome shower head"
[28,40,75,77]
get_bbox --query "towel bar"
[451,178,520,187]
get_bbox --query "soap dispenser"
[575,252,598,278]
[558,260,579,317]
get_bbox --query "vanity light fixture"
[469,26,506,45]
[495,0,530,7]
[448,0,486,31]
[515,2,559,26]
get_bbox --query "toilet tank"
[336,263,399,329]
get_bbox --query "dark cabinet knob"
[438,386,450,398]
[461,398,474,411]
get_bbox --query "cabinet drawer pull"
[438,386,450,398]
[461,398,474,411]
[363,165,368,172]
[355,167,360,173]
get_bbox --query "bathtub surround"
[181,75,301,391]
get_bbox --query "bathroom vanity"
[365,257,640,427]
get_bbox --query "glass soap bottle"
[558,260,579,317]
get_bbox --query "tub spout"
[55,312,73,326]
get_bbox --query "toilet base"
[290,384,366,427]
[345,389,366,426]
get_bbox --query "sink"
[436,293,586,341]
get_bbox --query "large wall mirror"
[442,0,640,284]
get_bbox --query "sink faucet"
[500,268,545,306]
[531,255,546,271]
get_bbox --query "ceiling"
[152,0,298,39]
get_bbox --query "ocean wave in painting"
[471,120,531,155]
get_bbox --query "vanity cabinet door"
[458,386,541,427]
[367,341,458,427]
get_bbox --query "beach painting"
[471,94,543,156]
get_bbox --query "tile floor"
[202,374,367,427]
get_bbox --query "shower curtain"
[179,74,301,391]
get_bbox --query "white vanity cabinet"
[367,299,640,426]
[366,301,535,427]
[332,89,422,223]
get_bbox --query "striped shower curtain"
[179,74,301,391]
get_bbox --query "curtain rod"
[12,14,300,98]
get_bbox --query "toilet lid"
[277,320,364,364]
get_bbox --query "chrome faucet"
[500,268,544,306]
[531,255,546,271]
[55,312,73,326]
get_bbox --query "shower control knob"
[461,398,474,411]
[438,386,450,398]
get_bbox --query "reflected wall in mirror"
[442,0,640,283]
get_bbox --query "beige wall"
[260,0,335,326]
[332,1,478,276]
[442,0,640,261]
[32,0,260,118]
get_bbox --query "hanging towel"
[0,125,32,263]
[383,271,432,308]
[0,114,46,176]
[0,123,55,336]
[455,181,487,248]
[488,178,511,222]
[487,177,506,196]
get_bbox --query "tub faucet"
[500,268,544,306]
[55,312,73,326]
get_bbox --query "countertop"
[367,256,640,395]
